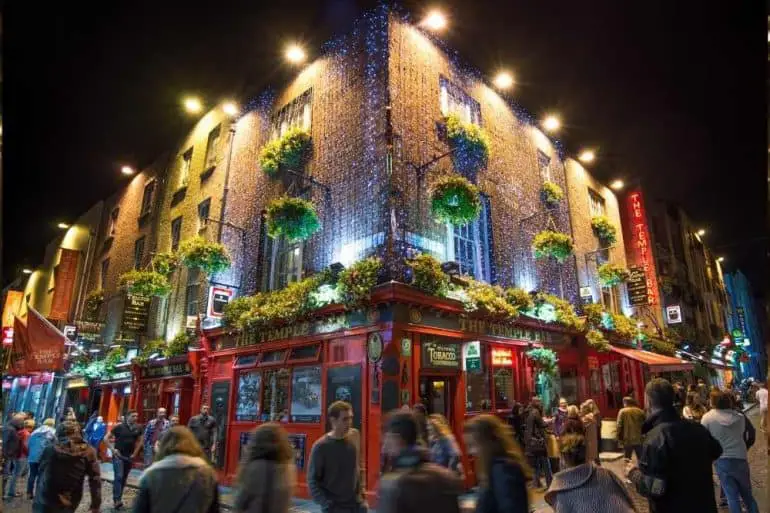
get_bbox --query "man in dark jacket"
[378,410,463,513]
[187,405,217,459]
[627,378,723,513]
[33,421,101,513]
[2,413,25,499]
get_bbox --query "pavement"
[3,404,766,512]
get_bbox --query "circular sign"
[400,337,412,357]
[409,309,422,323]
[367,332,384,362]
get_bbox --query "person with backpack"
[132,426,220,513]
[32,421,101,513]
[26,418,56,499]
[2,413,25,499]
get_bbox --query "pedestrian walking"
[104,409,143,510]
[412,403,429,447]
[579,402,599,465]
[545,433,636,513]
[169,415,180,427]
[755,382,767,432]
[2,413,25,499]
[464,413,531,513]
[56,408,78,438]
[682,392,707,421]
[626,378,723,513]
[26,418,56,499]
[616,397,645,463]
[426,413,463,476]
[233,423,295,513]
[507,402,526,448]
[133,426,219,513]
[307,400,367,513]
[379,410,463,513]
[143,408,170,466]
[32,421,101,513]
[6,418,33,497]
[562,406,584,436]
[701,389,759,513]
[188,405,218,460]
[524,397,551,489]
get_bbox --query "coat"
[581,414,599,463]
[28,425,57,464]
[562,417,585,436]
[378,446,463,513]
[524,408,548,457]
[545,463,636,513]
[474,457,529,513]
[616,406,645,447]
[2,417,24,459]
[34,435,101,512]
[628,407,722,513]
[233,459,295,513]
[429,435,463,476]
[133,454,219,513]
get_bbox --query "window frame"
[537,150,552,182]
[108,208,119,237]
[588,188,607,218]
[197,198,211,232]
[133,236,146,270]
[170,217,183,252]
[269,238,303,291]
[439,76,482,126]
[185,267,200,318]
[445,193,493,283]
[140,180,156,217]
[179,147,193,189]
[100,258,110,290]
[203,125,221,170]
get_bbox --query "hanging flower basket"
[430,175,482,226]
[119,270,171,297]
[179,237,231,276]
[266,197,321,242]
[540,181,564,209]
[339,257,382,307]
[597,263,629,287]
[591,215,617,246]
[84,289,104,321]
[525,347,558,378]
[586,329,611,352]
[258,127,312,176]
[532,230,574,263]
[445,114,491,174]
[406,253,449,297]
[151,252,179,277]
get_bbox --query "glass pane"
[493,368,514,409]
[289,345,320,361]
[290,366,322,422]
[235,371,261,421]
[261,368,290,422]
[465,345,491,412]
[261,350,286,363]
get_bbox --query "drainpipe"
[72,229,95,321]
[216,123,237,244]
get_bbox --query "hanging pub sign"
[207,285,235,319]
[626,266,649,307]
[50,249,80,321]
[421,337,460,370]
[122,294,151,332]
[665,305,682,324]
[491,348,513,366]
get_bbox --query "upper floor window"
[271,90,312,140]
[445,194,493,282]
[140,181,155,217]
[270,240,303,291]
[439,77,481,125]
[186,268,201,317]
[108,208,119,237]
[588,189,606,217]
[133,236,145,270]
[100,258,110,289]
[204,125,221,170]
[537,151,551,182]
[179,148,193,189]
[171,217,182,252]
[197,198,211,232]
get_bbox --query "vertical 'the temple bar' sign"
[624,188,659,306]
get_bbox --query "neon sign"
[625,188,659,306]
[491,348,513,366]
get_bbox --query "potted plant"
[445,113,491,174]
[525,347,558,378]
[406,253,449,297]
[540,181,564,209]
[597,263,629,287]
[532,230,574,263]
[84,289,104,322]
[178,237,231,276]
[430,175,482,226]
[591,215,617,246]
[265,196,321,242]
[258,127,312,176]
[338,257,382,307]
[151,252,179,277]
[118,270,171,297]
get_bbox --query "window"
[170,217,182,252]
[185,268,200,317]
[100,259,110,289]
[133,237,145,270]
[537,151,551,182]
[204,125,221,170]
[140,181,155,216]
[439,77,481,125]
[445,194,493,282]
[465,344,491,412]
[197,198,211,232]
[108,208,119,237]
[493,368,514,410]
[289,366,322,422]
[235,371,261,421]
[271,90,312,140]
[270,239,303,291]
[179,148,193,189]
[288,344,321,362]
[588,189,606,217]
[261,368,290,421]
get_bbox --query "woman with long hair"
[234,423,295,513]
[133,426,219,513]
[579,402,599,465]
[464,414,531,513]
[682,392,707,421]
[426,414,463,477]
[562,406,585,436]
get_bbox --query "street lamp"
[697,229,706,237]
[183,96,203,114]
[222,102,239,117]
[121,165,135,176]
[57,222,71,230]
[492,71,515,90]
[542,115,561,133]
[610,180,624,191]
[717,257,725,263]
[22,268,32,275]
[285,44,306,64]
[422,10,448,31]
[578,149,596,164]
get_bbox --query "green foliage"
[119,270,171,297]
[591,216,618,246]
[445,113,491,174]
[430,175,482,226]
[223,295,261,329]
[134,338,168,365]
[582,303,605,327]
[533,293,584,330]
[104,346,127,369]
[532,230,574,263]
[178,237,231,276]
[540,181,564,209]
[465,280,518,318]
[525,348,559,377]
[504,287,534,312]
[166,331,193,358]
[70,360,106,380]
[597,263,629,287]
[338,257,382,307]
[152,252,179,277]
[265,197,321,242]
[258,127,312,176]
[407,253,449,297]
[643,337,677,356]
[84,289,104,321]
[609,313,639,341]
[586,328,611,352]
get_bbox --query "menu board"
[626,266,649,307]
[122,294,152,332]
[325,365,362,432]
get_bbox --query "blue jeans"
[530,455,552,487]
[2,458,16,496]
[112,456,133,504]
[26,462,40,497]
[715,458,759,513]
[143,444,155,466]
[6,458,26,496]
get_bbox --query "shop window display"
[493,368,514,410]
[261,368,290,422]
[465,345,491,412]
[235,371,261,421]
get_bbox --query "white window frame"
[197,198,211,232]
[271,90,313,140]
[444,197,492,282]
[203,125,221,170]
[269,239,303,291]
[588,189,606,218]
[537,151,551,182]
[180,148,193,189]
[108,208,119,237]
[439,78,481,126]
[185,268,200,317]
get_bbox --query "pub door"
[419,376,454,420]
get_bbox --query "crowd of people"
[0,378,764,513]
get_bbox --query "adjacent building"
[724,270,767,381]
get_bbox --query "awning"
[610,346,694,373]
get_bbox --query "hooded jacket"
[700,408,747,459]
[2,417,24,459]
[133,454,219,513]
[27,425,56,463]
[34,434,101,511]
[544,463,636,513]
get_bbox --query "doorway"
[419,376,453,419]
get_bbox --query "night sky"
[3,1,767,295]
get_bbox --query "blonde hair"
[427,414,453,438]
[463,414,532,485]
[24,419,35,430]
[567,405,580,419]
[155,426,205,462]
[43,418,55,427]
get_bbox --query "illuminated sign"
[2,326,13,347]
[624,189,659,306]
[207,285,235,319]
[2,291,23,329]
[463,341,481,372]
[666,305,682,324]
[491,348,513,366]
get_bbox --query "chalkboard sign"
[326,365,362,432]
[626,266,649,306]
[211,381,230,470]
[122,294,151,332]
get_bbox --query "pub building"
[128,353,198,425]
[95,363,133,427]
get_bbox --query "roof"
[610,346,694,372]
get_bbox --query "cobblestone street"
[3,408,765,512]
